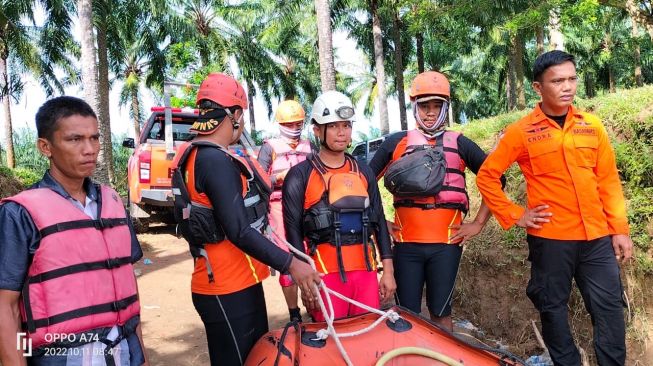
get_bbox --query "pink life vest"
[393,129,469,212]
[4,186,140,349]
[267,138,311,200]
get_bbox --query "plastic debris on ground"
[143,258,153,265]
[526,354,553,366]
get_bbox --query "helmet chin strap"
[321,127,335,151]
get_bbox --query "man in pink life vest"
[257,100,313,322]
[0,97,148,365]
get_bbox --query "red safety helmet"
[196,73,248,110]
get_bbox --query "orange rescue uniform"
[476,104,629,240]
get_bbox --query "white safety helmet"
[310,91,355,125]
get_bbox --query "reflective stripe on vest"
[393,130,469,212]
[267,138,311,200]
[4,187,139,349]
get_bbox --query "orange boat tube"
[245,306,525,366]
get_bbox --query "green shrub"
[12,167,42,187]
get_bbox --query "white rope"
[270,229,402,366]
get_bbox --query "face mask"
[279,124,303,139]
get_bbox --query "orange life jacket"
[302,154,376,281]
[172,141,272,295]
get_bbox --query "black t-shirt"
[282,156,393,260]
[192,146,293,272]
[546,113,567,128]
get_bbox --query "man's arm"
[476,125,527,229]
[282,163,310,254]
[594,122,629,236]
[450,135,502,243]
[592,121,632,262]
[256,143,277,185]
[0,289,26,366]
[368,132,404,179]
[361,164,393,260]
[195,148,293,272]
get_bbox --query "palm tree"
[391,3,408,130]
[315,0,336,91]
[1,0,71,168]
[111,0,167,141]
[77,0,113,184]
[369,0,390,134]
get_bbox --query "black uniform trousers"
[526,235,626,366]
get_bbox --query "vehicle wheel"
[127,189,150,233]
[132,217,151,234]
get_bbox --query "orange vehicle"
[123,106,259,230]
[122,107,200,229]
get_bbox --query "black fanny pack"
[384,146,446,197]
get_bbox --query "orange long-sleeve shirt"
[476,104,629,241]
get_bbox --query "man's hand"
[275,170,288,185]
[449,221,484,245]
[516,205,553,229]
[0,290,27,366]
[288,257,322,312]
[612,234,633,264]
[378,259,396,304]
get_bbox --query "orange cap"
[409,71,450,101]
[275,100,305,124]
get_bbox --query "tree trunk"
[549,8,565,50]
[608,66,616,93]
[506,61,516,111]
[392,8,407,130]
[412,3,424,73]
[0,55,15,168]
[631,14,643,87]
[370,0,389,135]
[511,33,526,110]
[416,33,424,73]
[624,0,653,41]
[78,0,106,183]
[246,81,256,133]
[131,92,141,142]
[536,25,545,56]
[584,72,595,98]
[314,0,336,91]
[96,20,113,184]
